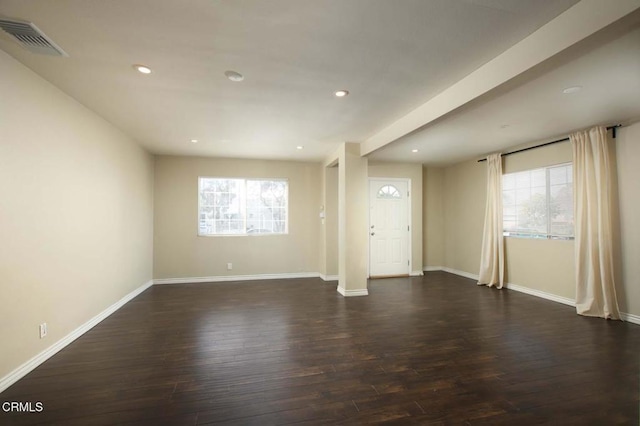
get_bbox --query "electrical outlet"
[39,323,47,339]
[227,262,233,270]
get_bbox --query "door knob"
[370,232,375,236]
[370,225,375,229]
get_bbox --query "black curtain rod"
[477,124,622,162]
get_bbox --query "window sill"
[197,233,289,237]
[503,234,574,241]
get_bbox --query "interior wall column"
[337,143,369,296]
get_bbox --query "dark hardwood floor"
[1,272,639,425]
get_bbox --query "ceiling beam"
[360,0,640,157]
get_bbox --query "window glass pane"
[199,177,288,236]
[503,174,515,191]
[515,171,531,188]
[377,185,401,199]
[549,165,573,237]
[502,163,573,239]
[532,186,545,196]
[273,221,286,233]
[199,178,244,235]
[549,165,568,185]
[245,179,288,235]
[503,189,515,207]
[531,169,546,187]
[515,187,531,204]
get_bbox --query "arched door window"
[377,185,401,199]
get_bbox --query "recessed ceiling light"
[133,64,152,74]
[562,86,583,94]
[335,90,349,97]
[225,70,244,82]
[296,146,304,150]
[190,139,198,144]
[412,149,419,153]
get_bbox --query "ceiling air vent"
[0,18,68,56]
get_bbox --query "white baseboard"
[504,282,575,307]
[410,270,424,277]
[0,279,153,394]
[424,266,479,280]
[434,267,575,306]
[320,274,339,282]
[430,267,638,324]
[439,267,576,307]
[621,312,640,325]
[441,267,479,281]
[153,272,320,285]
[337,286,369,297]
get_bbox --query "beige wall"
[616,122,640,316]
[440,140,576,297]
[153,156,321,278]
[0,50,154,379]
[318,167,327,276]
[423,167,445,268]
[432,126,640,316]
[320,166,339,277]
[502,140,575,299]
[368,162,423,272]
[443,159,486,275]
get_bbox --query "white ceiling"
[0,0,589,163]
[370,22,640,165]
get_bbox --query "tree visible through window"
[198,178,288,235]
[502,163,573,239]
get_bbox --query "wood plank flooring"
[1,271,639,425]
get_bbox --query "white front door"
[369,179,410,277]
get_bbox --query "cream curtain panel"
[478,153,504,288]
[571,126,621,319]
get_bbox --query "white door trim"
[368,177,412,277]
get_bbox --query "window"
[377,185,401,199]
[198,178,288,236]
[502,163,573,239]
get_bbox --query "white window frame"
[198,177,289,237]
[502,162,574,240]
